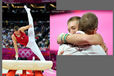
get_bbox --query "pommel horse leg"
[6,70,26,76]
[34,71,43,76]
[22,70,26,76]
[6,70,16,76]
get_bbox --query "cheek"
[73,29,78,34]
[76,28,78,32]
[69,30,73,34]
[70,30,76,34]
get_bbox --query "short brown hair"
[14,26,19,31]
[67,16,81,25]
[79,12,98,34]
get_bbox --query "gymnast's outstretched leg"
[24,5,45,61]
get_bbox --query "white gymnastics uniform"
[24,6,45,61]
[58,31,106,55]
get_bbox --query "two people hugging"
[57,12,107,55]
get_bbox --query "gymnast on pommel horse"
[6,5,45,76]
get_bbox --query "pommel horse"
[2,60,53,76]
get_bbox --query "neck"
[14,31,20,35]
[84,30,96,35]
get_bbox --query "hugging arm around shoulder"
[66,33,104,45]
[66,33,108,52]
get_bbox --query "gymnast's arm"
[11,35,18,58]
[57,33,103,45]
[57,33,107,52]
[66,33,103,45]
[19,24,32,32]
[66,33,108,52]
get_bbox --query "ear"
[94,28,98,34]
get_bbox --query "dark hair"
[79,12,98,34]
[14,26,19,31]
[67,16,81,25]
